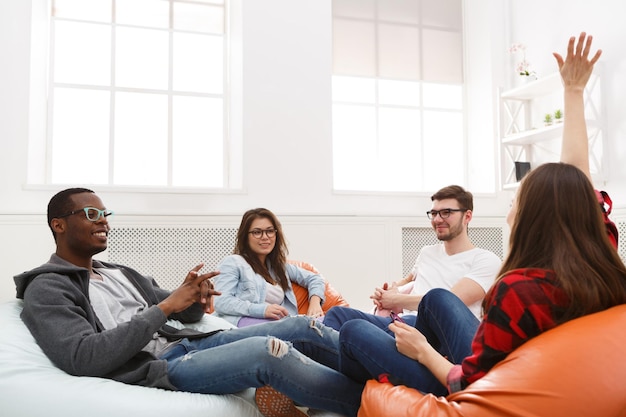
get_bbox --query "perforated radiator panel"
[401,227,505,277]
[107,227,238,290]
[618,221,626,262]
[106,222,622,292]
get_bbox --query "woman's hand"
[389,321,455,386]
[306,295,324,318]
[553,32,602,92]
[264,304,290,320]
[389,321,432,361]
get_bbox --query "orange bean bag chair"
[288,260,349,314]
[359,304,626,417]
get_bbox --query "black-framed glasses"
[57,207,114,222]
[426,208,466,220]
[248,228,277,239]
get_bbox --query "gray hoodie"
[14,255,210,390]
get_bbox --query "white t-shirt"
[408,244,501,318]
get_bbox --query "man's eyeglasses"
[57,207,114,222]
[249,229,277,239]
[426,208,466,220]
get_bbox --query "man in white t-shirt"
[323,185,502,332]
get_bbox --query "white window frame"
[26,0,242,192]
[331,0,469,194]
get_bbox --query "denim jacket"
[213,255,325,325]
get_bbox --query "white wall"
[1,0,625,306]
[504,0,626,203]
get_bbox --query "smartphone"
[389,311,405,323]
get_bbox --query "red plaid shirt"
[447,268,568,392]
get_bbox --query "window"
[332,0,464,192]
[44,0,230,188]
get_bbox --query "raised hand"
[554,32,602,182]
[553,32,602,92]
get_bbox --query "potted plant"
[554,109,563,123]
[544,113,553,126]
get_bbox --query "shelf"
[500,72,562,100]
[500,68,605,191]
[502,123,563,145]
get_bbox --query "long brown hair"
[234,208,289,290]
[486,163,626,322]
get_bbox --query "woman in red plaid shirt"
[338,33,626,395]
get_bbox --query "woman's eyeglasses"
[248,229,277,239]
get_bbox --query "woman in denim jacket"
[213,208,326,326]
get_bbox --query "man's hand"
[158,264,220,316]
[200,278,221,313]
[370,282,400,310]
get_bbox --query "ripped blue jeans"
[160,315,363,417]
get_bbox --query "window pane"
[332,76,376,104]
[333,19,376,76]
[378,23,420,80]
[173,33,223,94]
[53,0,111,22]
[116,0,170,28]
[422,83,462,109]
[174,2,224,34]
[422,29,463,83]
[51,88,110,184]
[422,0,462,29]
[114,92,168,185]
[115,27,169,90]
[377,0,419,24]
[379,79,420,106]
[54,21,111,85]
[332,104,377,190]
[378,107,422,191]
[333,0,375,19]
[172,96,223,187]
[46,0,229,189]
[422,111,463,189]
[332,0,467,193]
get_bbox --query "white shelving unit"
[499,71,605,189]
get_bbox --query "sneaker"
[255,386,308,417]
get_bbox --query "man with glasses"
[324,185,501,333]
[14,188,364,417]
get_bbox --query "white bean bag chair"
[0,299,263,417]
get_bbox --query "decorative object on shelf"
[508,43,537,80]
[515,162,531,182]
[554,109,563,123]
[543,113,553,126]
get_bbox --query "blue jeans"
[323,306,417,334]
[160,315,362,417]
[338,289,479,396]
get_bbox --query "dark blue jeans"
[323,305,417,334]
[338,288,479,396]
